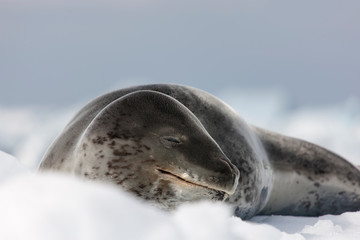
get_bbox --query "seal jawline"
[156,168,228,198]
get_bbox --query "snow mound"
[0,150,28,181]
[0,152,360,240]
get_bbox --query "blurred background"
[1,0,359,168]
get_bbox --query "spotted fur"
[39,84,360,219]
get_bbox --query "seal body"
[39,84,360,219]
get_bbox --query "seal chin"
[156,168,232,200]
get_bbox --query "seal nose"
[219,157,240,195]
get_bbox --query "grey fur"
[39,84,360,219]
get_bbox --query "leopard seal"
[39,84,360,219]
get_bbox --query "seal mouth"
[156,168,229,200]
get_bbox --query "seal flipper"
[252,126,360,216]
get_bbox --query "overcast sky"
[1,0,359,107]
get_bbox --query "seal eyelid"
[160,136,182,148]
[163,136,181,144]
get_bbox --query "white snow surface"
[1,91,360,240]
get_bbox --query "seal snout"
[216,157,240,195]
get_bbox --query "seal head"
[72,91,239,209]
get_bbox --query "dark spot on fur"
[314,182,320,188]
[119,164,132,170]
[302,201,311,210]
[302,160,310,168]
[130,189,142,197]
[107,131,120,139]
[315,169,326,175]
[215,191,225,200]
[82,143,88,150]
[232,194,242,202]
[166,190,175,197]
[138,184,146,189]
[112,159,122,163]
[243,187,252,202]
[113,150,132,156]
[117,178,127,185]
[154,188,163,196]
[92,136,108,145]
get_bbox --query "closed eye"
[160,136,182,148]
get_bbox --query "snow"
[1,92,360,240]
